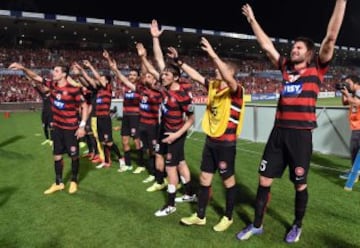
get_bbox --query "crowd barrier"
[1,99,350,158]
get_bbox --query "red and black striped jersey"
[276,56,329,130]
[95,83,112,117]
[160,84,194,132]
[44,80,84,130]
[123,84,140,116]
[82,87,92,105]
[179,77,193,98]
[205,79,244,143]
[136,84,162,126]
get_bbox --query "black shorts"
[155,123,166,156]
[97,116,113,143]
[164,132,187,167]
[121,114,140,138]
[139,123,159,154]
[41,110,52,126]
[200,138,236,180]
[52,126,79,157]
[259,127,312,184]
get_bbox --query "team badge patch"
[219,161,227,170]
[142,96,148,103]
[295,166,305,176]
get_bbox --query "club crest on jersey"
[287,74,300,83]
[96,97,102,104]
[141,96,148,103]
[282,82,303,96]
[54,93,65,109]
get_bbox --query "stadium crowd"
[0,47,359,102]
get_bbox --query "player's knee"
[295,183,307,191]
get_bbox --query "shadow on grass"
[0,135,26,148]
[78,157,97,183]
[312,153,348,171]
[63,156,96,184]
[231,181,293,231]
[0,136,34,160]
[0,187,17,207]
[318,233,359,248]
[0,149,34,160]
[311,153,349,188]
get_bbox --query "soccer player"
[71,64,101,163]
[152,62,195,217]
[176,37,245,232]
[236,1,347,243]
[107,44,163,183]
[114,64,142,172]
[146,19,195,197]
[9,62,89,194]
[73,60,124,169]
[32,83,53,146]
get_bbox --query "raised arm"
[319,0,347,63]
[200,37,238,92]
[83,59,107,87]
[103,50,136,91]
[150,19,165,71]
[8,62,43,83]
[71,62,96,88]
[167,46,205,85]
[241,4,280,67]
[136,42,160,80]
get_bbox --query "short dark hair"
[163,63,180,78]
[129,67,140,76]
[293,36,315,64]
[345,75,360,85]
[55,64,69,76]
[294,37,315,52]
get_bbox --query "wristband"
[79,120,86,128]
[173,57,183,66]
